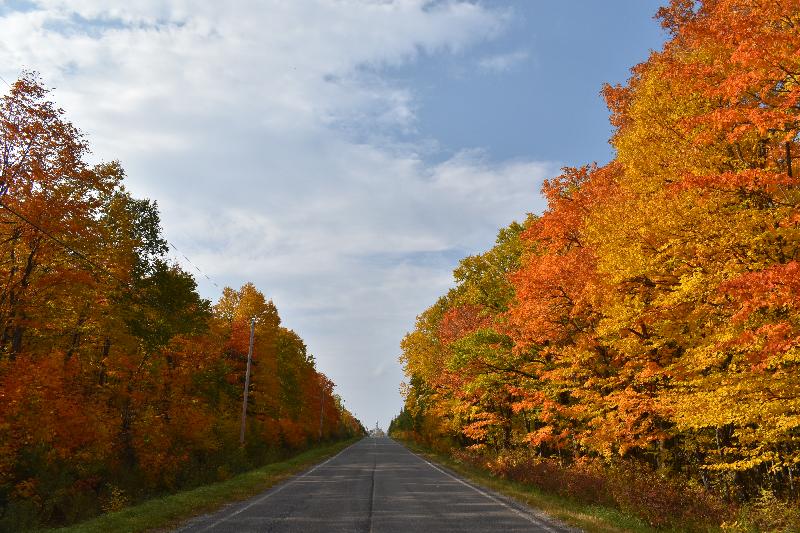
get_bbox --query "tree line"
[393,1,800,529]
[0,73,363,530]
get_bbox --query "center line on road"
[367,438,377,533]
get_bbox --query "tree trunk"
[8,238,39,359]
[64,308,89,364]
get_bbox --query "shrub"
[452,448,729,530]
[607,462,727,528]
[722,489,800,533]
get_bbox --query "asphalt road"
[177,437,574,533]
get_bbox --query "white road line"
[408,447,561,533]
[195,442,359,532]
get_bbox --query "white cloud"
[477,49,529,72]
[0,0,550,428]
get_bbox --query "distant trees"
[396,0,800,529]
[0,73,362,530]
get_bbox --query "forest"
[0,74,362,530]
[392,0,800,530]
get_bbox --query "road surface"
[177,437,575,532]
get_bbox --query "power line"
[0,199,133,289]
[0,194,222,293]
[167,225,222,289]
[167,241,220,289]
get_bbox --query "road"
[177,437,575,533]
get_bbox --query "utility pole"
[318,378,325,442]
[239,317,256,446]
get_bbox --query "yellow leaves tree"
[398,0,800,508]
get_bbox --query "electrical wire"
[1,198,225,297]
[167,241,220,288]
[0,199,133,289]
[0,192,222,297]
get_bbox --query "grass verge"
[49,438,361,533]
[396,438,663,533]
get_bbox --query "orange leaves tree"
[0,73,121,360]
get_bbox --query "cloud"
[0,0,551,428]
[477,49,529,72]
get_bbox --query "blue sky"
[390,1,666,164]
[0,0,667,430]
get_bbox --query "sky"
[0,0,668,430]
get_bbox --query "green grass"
[396,439,661,533]
[48,438,361,533]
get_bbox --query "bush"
[452,448,729,530]
[722,489,800,533]
[607,463,727,528]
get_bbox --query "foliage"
[723,489,800,532]
[453,448,727,530]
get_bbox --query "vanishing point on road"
[177,437,573,533]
